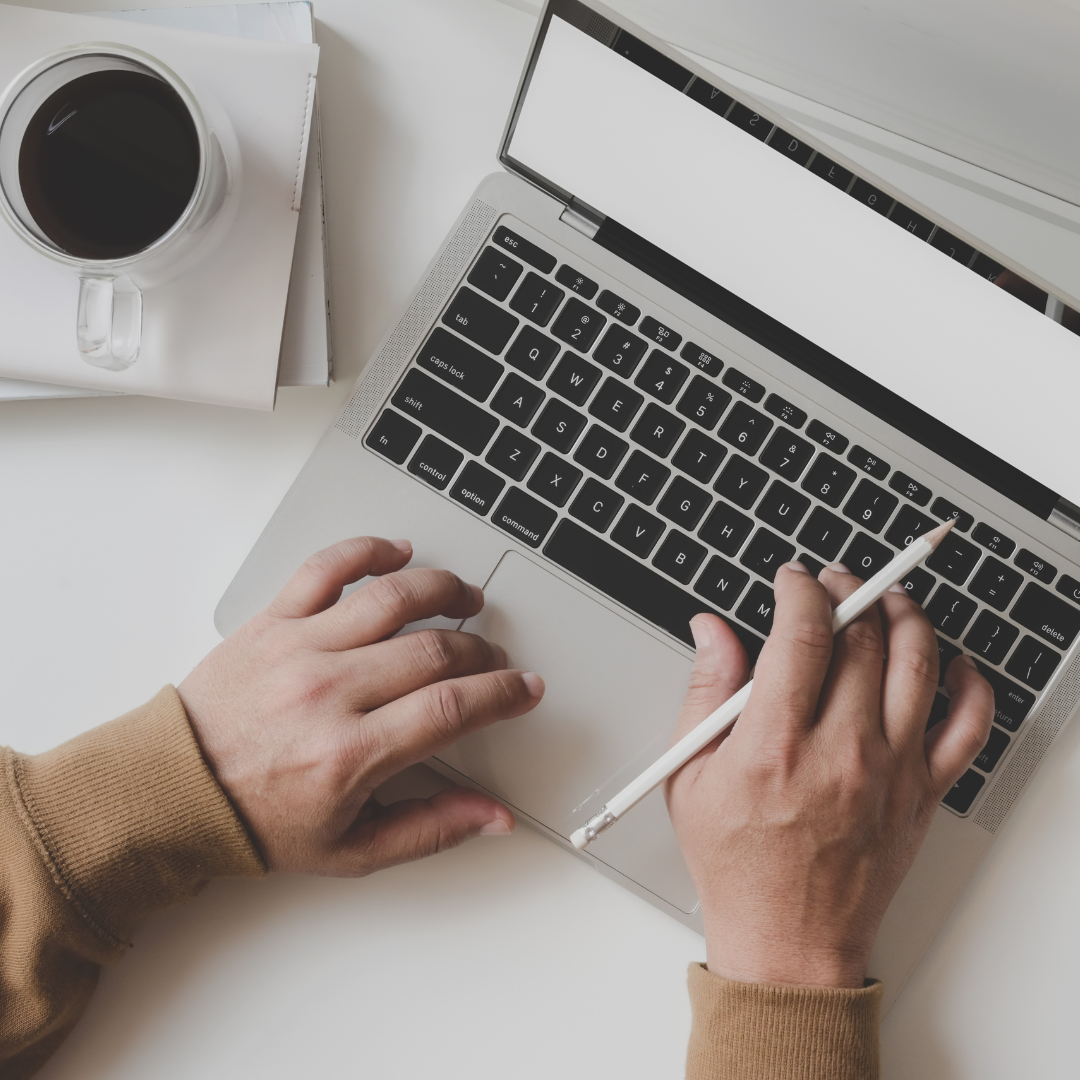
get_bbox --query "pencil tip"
[924,519,956,548]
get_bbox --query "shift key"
[392,370,499,456]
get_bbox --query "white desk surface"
[2,2,1078,1077]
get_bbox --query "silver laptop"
[216,0,1080,1011]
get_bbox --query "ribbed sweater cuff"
[6,686,265,949]
[686,963,881,1080]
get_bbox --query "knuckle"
[423,681,469,742]
[365,572,415,619]
[841,619,881,658]
[889,648,939,688]
[412,628,459,675]
[784,620,834,660]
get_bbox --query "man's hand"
[666,561,994,989]
[177,537,543,875]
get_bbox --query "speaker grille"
[584,14,619,46]
[974,653,1080,833]
[336,198,498,439]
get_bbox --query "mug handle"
[77,276,142,370]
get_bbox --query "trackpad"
[437,550,700,914]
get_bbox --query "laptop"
[216,0,1080,1011]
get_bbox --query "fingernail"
[960,654,977,668]
[690,615,712,650]
[521,671,545,698]
[784,560,809,574]
[480,819,512,836]
[888,582,908,594]
[391,539,412,555]
[469,584,484,607]
[826,562,851,574]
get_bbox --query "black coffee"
[19,69,200,261]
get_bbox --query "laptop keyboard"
[364,221,1080,818]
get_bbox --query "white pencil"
[569,519,956,850]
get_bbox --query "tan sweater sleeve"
[0,687,264,1079]
[685,963,882,1079]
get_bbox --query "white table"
[3,2,1078,1077]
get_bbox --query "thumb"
[670,614,750,745]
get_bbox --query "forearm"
[0,688,264,1078]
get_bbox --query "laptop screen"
[503,2,1080,518]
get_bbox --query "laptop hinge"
[560,198,605,239]
[1050,498,1080,543]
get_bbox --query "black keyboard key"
[492,487,557,548]
[937,637,961,686]
[366,409,420,464]
[1015,548,1056,584]
[808,153,853,190]
[757,481,811,536]
[973,727,1010,773]
[593,326,648,377]
[736,581,778,635]
[638,316,681,351]
[714,455,769,509]
[545,520,763,661]
[721,368,766,403]
[802,453,857,508]
[930,228,975,266]
[926,533,982,585]
[890,203,934,241]
[1005,635,1061,691]
[797,507,852,562]
[612,504,665,557]
[505,326,559,379]
[596,290,640,325]
[1057,574,1080,605]
[926,584,978,639]
[763,394,807,428]
[972,523,1015,558]
[687,78,733,116]
[555,264,598,298]
[798,554,826,577]
[658,476,712,530]
[485,427,540,481]
[969,557,1024,611]
[392,370,499,456]
[527,452,582,507]
[805,419,849,454]
[510,273,564,326]
[653,531,708,584]
[847,445,890,480]
[694,556,749,611]
[718,401,773,454]
[927,693,950,731]
[408,434,463,490]
[574,424,629,479]
[850,178,893,215]
[635,351,691,404]
[964,610,1020,666]
[547,352,602,406]
[532,398,587,453]
[931,497,974,532]
[491,227,556,273]
[677,376,731,429]
[975,663,1036,731]
[768,127,814,166]
[1011,582,1080,649]
[842,533,894,578]
[491,372,544,426]
[843,479,898,533]
[942,770,984,814]
[616,450,670,504]
[569,478,624,532]
[442,287,519,354]
[631,403,686,458]
[971,253,1005,282]
[727,102,772,140]
[884,504,937,550]
[449,461,505,516]
[468,247,523,301]
[551,298,605,351]
[673,430,727,484]
[900,566,936,605]
[699,501,755,557]
[759,429,814,481]
[889,471,932,506]
[680,342,724,377]
[740,528,795,582]
[589,377,643,432]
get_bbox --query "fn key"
[366,410,421,464]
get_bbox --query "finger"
[669,614,749,745]
[309,567,485,650]
[877,585,939,751]
[334,628,507,710]
[352,669,545,786]
[268,537,413,619]
[924,655,995,796]
[336,787,516,875]
[742,561,834,734]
